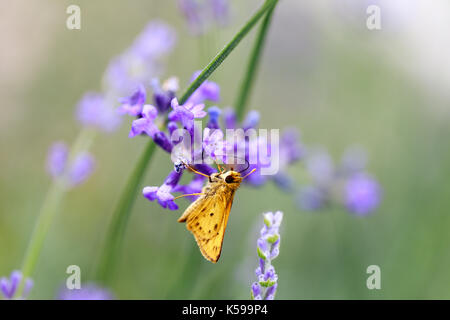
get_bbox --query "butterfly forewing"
[178,186,236,263]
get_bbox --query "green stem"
[235,3,276,121]
[17,128,96,297]
[95,0,279,286]
[179,0,278,105]
[96,139,157,283]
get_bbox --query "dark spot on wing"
[210,212,214,216]
[214,224,218,230]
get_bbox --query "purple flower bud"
[57,283,114,300]
[152,78,178,113]
[251,282,262,300]
[118,84,147,117]
[223,107,236,129]
[129,105,159,138]
[242,110,260,131]
[46,142,68,178]
[207,106,222,129]
[345,173,381,215]
[154,131,173,153]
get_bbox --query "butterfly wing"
[178,190,236,263]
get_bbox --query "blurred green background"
[1,0,450,299]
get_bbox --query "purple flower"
[0,270,33,300]
[57,283,114,300]
[143,170,183,210]
[152,77,179,113]
[223,107,237,129]
[211,0,229,25]
[118,84,147,116]
[132,21,177,59]
[104,21,176,96]
[177,0,230,34]
[185,71,220,105]
[46,141,95,188]
[76,92,122,132]
[68,152,96,187]
[129,104,159,138]
[251,211,282,300]
[345,173,381,215]
[242,110,260,131]
[168,98,207,133]
[206,106,221,129]
[46,142,69,178]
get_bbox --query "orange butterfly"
[175,162,255,263]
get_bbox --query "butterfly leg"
[173,193,204,200]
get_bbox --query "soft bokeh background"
[1,0,450,299]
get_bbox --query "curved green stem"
[235,2,277,120]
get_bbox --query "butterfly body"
[178,170,243,263]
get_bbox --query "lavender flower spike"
[251,211,283,300]
[0,270,33,300]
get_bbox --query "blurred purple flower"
[58,283,114,300]
[104,21,176,96]
[118,84,147,117]
[76,92,122,132]
[345,173,381,215]
[206,106,221,129]
[178,0,230,34]
[0,270,33,300]
[46,142,69,178]
[46,142,95,188]
[68,152,96,187]
[252,211,283,300]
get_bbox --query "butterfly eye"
[225,175,234,183]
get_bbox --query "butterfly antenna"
[238,158,250,173]
[242,168,256,179]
